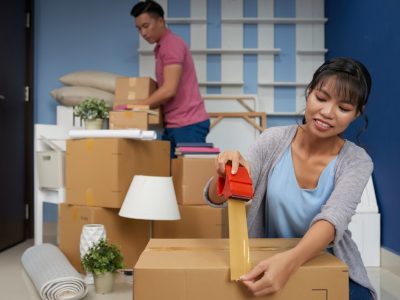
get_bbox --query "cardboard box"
[153,205,228,238]
[66,139,170,208]
[114,77,162,125]
[58,203,150,273]
[109,110,161,130]
[172,157,216,205]
[134,239,349,300]
[115,77,157,101]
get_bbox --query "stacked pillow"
[50,70,123,106]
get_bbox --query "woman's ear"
[355,105,365,119]
[353,108,363,120]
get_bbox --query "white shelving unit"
[221,17,327,24]
[166,18,206,24]
[199,81,244,87]
[138,48,281,55]
[258,82,309,87]
[34,124,69,245]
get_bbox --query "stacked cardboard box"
[171,157,215,205]
[59,137,170,272]
[153,157,223,238]
[134,239,349,300]
[111,77,163,130]
[65,138,170,208]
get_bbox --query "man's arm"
[140,64,182,108]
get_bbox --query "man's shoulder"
[164,30,187,47]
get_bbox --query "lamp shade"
[119,175,180,220]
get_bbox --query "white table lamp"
[119,175,180,237]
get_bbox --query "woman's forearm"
[288,220,335,268]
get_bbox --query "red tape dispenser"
[217,164,254,201]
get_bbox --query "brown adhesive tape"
[85,139,94,153]
[123,111,134,118]
[128,91,137,100]
[228,198,250,281]
[128,78,137,86]
[71,206,79,221]
[85,188,95,206]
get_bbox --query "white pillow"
[50,86,114,106]
[59,70,123,93]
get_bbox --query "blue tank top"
[266,146,337,238]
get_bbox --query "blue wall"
[34,0,138,124]
[326,0,400,255]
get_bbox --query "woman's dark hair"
[304,57,372,140]
[131,0,164,19]
[307,57,371,114]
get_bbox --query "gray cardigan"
[205,125,376,299]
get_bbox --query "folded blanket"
[21,244,88,300]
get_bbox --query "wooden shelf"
[209,112,266,133]
[203,94,257,112]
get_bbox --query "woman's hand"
[240,250,300,297]
[215,150,250,177]
[207,151,250,204]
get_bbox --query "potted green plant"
[81,238,124,294]
[74,97,111,129]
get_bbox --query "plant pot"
[80,224,107,284]
[94,272,115,294]
[84,119,104,130]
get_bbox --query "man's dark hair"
[130,0,164,19]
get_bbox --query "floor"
[1,239,400,299]
[0,240,132,300]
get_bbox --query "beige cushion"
[50,86,114,106]
[59,70,122,93]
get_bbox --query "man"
[131,0,210,156]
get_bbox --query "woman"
[206,57,375,299]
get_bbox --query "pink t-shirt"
[154,29,209,128]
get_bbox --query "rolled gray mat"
[21,243,88,300]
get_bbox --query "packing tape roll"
[228,198,250,281]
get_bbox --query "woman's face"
[304,76,359,138]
